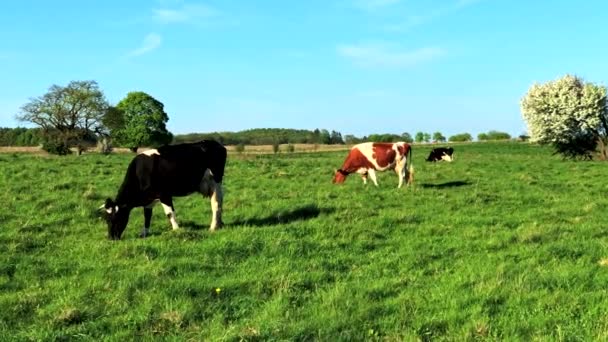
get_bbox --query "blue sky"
[1,0,607,138]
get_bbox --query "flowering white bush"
[521,74,607,158]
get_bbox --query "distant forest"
[0,127,44,146]
[0,127,411,147]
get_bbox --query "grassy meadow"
[1,142,608,340]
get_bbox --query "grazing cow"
[332,142,413,188]
[426,147,454,162]
[102,140,226,240]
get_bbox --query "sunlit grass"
[1,142,608,340]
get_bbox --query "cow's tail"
[406,145,414,185]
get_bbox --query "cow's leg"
[209,182,223,231]
[395,160,407,188]
[368,169,379,186]
[160,198,179,230]
[140,200,158,237]
[200,169,223,231]
[395,167,405,188]
[141,207,153,238]
[361,171,368,185]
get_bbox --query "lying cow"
[333,142,413,188]
[101,140,226,240]
[426,147,454,162]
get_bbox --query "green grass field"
[1,142,608,340]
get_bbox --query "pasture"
[1,142,608,340]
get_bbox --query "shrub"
[478,131,511,141]
[235,143,245,153]
[42,141,72,155]
[448,133,473,142]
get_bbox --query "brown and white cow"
[332,142,413,188]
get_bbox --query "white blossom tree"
[521,74,608,159]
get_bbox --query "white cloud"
[127,33,162,57]
[153,3,219,24]
[337,43,445,68]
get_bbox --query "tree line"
[11,74,605,159]
[173,128,346,145]
[0,125,516,148]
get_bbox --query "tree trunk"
[130,147,138,153]
[597,137,608,160]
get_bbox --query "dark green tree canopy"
[432,132,446,143]
[448,133,473,142]
[400,132,413,143]
[478,130,511,141]
[113,91,173,151]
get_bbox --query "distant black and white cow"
[426,147,454,162]
[102,140,227,240]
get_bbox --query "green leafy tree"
[448,133,473,142]
[423,133,431,143]
[319,129,331,144]
[343,134,359,145]
[432,132,446,143]
[113,92,173,152]
[368,134,397,142]
[330,130,344,144]
[400,132,413,143]
[415,132,425,143]
[478,130,511,141]
[487,131,511,140]
[16,80,108,154]
[102,106,125,135]
[521,74,608,159]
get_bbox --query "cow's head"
[102,198,131,240]
[332,169,348,184]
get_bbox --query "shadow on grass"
[230,204,332,227]
[233,204,332,227]
[181,204,332,230]
[420,181,471,189]
[179,221,210,231]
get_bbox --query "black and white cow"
[426,147,454,162]
[102,140,226,240]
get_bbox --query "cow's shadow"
[181,204,332,230]
[419,180,471,189]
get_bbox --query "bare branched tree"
[17,80,109,154]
